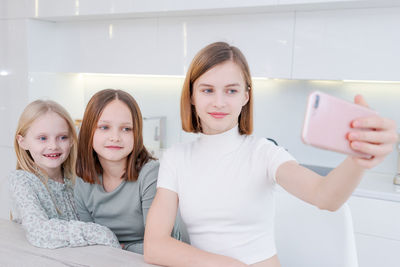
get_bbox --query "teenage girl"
[143,42,398,267]
[9,100,119,249]
[74,89,183,254]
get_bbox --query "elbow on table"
[26,232,60,249]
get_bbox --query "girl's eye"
[122,127,132,132]
[60,135,69,141]
[99,125,108,130]
[227,89,238,94]
[39,136,47,141]
[202,88,213,94]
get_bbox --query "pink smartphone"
[301,91,378,158]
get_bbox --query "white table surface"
[0,219,159,267]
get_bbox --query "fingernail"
[352,141,360,148]
[352,121,361,127]
[349,133,359,140]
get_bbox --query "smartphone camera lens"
[314,94,320,109]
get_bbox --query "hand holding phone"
[301,91,378,158]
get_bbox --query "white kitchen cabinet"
[27,17,185,75]
[156,17,186,75]
[279,0,363,4]
[348,196,400,240]
[25,12,295,77]
[60,19,160,74]
[292,7,400,81]
[0,0,35,19]
[6,0,399,21]
[5,0,278,20]
[354,234,400,267]
[184,12,294,78]
[348,196,400,267]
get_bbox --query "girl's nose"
[213,92,226,108]
[109,130,121,142]
[48,139,59,150]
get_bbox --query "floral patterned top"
[8,170,120,249]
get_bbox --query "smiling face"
[92,100,134,166]
[192,60,249,135]
[17,111,72,178]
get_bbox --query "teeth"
[45,154,61,158]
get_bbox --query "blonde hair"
[14,100,78,182]
[181,42,253,135]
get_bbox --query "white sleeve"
[259,140,296,183]
[156,147,179,193]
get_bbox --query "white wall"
[28,72,85,119]
[0,19,30,220]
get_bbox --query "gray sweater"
[74,160,172,254]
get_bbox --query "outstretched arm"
[277,95,397,211]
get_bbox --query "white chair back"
[275,187,358,267]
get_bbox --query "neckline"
[99,175,126,194]
[197,125,244,153]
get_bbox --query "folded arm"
[10,175,120,249]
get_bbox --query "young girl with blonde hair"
[9,100,120,249]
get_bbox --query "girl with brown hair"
[143,42,398,267]
[74,89,182,254]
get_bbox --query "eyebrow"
[98,120,133,125]
[197,83,241,87]
[197,83,214,87]
[36,132,69,136]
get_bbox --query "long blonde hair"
[14,100,78,182]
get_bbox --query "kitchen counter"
[353,171,400,202]
[301,164,400,202]
[0,219,158,267]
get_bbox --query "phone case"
[301,91,378,158]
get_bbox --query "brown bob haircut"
[76,89,153,184]
[181,42,253,135]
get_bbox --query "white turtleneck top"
[157,126,296,264]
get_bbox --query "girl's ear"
[17,135,28,150]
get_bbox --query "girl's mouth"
[209,112,228,119]
[44,153,62,159]
[105,146,123,150]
